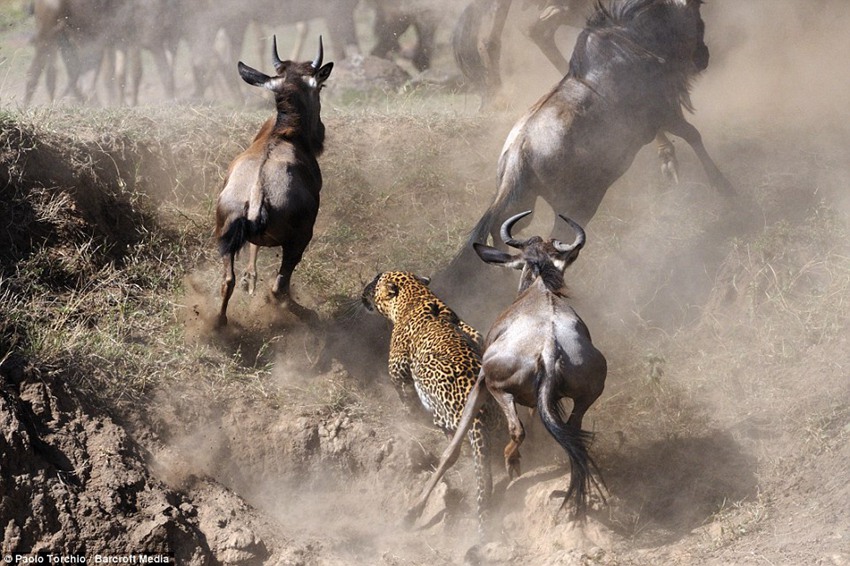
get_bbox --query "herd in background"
[22,0,439,106]
[19,0,735,544]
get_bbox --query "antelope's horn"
[312,35,324,69]
[552,214,586,253]
[272,35,283,69]
[500,210,533,249]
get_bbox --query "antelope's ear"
[316,62,333,84]
[238,62,271,87]
[473,243,522,268]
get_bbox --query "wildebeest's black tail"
[452,0,490,90]
[217,205,268,258]
[218,217,250,257]
[537,370,600,517]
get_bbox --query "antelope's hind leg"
[240,243,259,295]
[489,386,525,480]
[656,131,680,185]
[271,241,317,322]
[218,253,237,328]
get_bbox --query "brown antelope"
[409,211,607,524]
[214,36,333,327]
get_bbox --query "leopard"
[362,270,494,536]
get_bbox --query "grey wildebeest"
[453,0,681,181]
[409,211,606,525]
[453,0,732,266]
[215,37,333,327]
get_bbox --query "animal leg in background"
[480,0,512,103]
[666,115,735,195]
[24,36,57,104]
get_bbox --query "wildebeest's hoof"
[658,147,680,184]
[239,273,256,295]
[661,160,679,185]
[506,457,522,480]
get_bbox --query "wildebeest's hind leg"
[527,4,572,76]
[655,131,680,184]
[218,253,237,328]
[271,238,317,321]
[489,386,526,479]
[666,116,735,195]
[240,243,259,295]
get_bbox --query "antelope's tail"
[217,202,268,258]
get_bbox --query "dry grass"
[0,107,273,411]
[0,99,500,415]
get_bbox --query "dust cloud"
[698,0,850,127]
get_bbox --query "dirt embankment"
[0,112,284,564]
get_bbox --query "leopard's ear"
[386,282,399,297]
[415,275,431,286]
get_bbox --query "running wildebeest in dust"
[214,37,333,327]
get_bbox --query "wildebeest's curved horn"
[500,210,533,249]
[312,36,324,70]
[272,35,283,69]
[552,214,586,253]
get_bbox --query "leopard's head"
[362,271,433,323]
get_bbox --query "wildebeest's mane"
[268,62,326,155]
[568,0,704,111]
[537,262,568,296]
[520,244,569,296]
